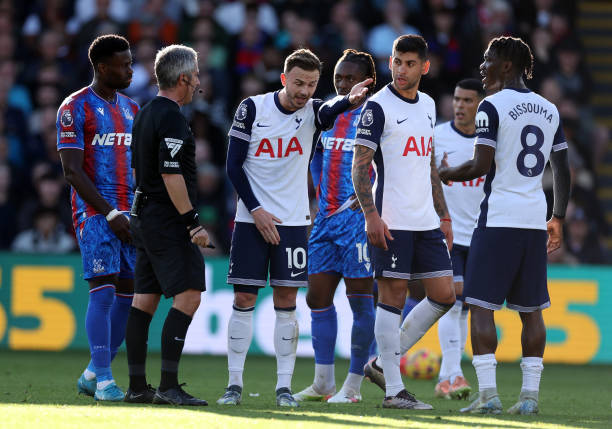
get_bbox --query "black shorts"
[227,222,308,287]
[131,201,206,298]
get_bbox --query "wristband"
[552,213,565,220]
[181,209,200,231]
[440,218,452,223]
[106,208,121,222]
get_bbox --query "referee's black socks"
[126,306,153,391]
[159,307,192,391]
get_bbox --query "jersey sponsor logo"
[321,136,355,152]
[402,136,432,157]
[164,161,179,168]
[122,107,134,121]
[96,107,104,116]
[164,137,183,157]
[236,102,248,120]
[508,102,553,123]
[60,109,73,127]
[91,133,132,146]
[362,109,373,126]
[446,177,485,187]
[254,137,303,158]
[475,111,489,133]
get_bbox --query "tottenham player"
[352,35,456,409]
[433,78,485,400]
[57,35,138,401]
[219,49,372,407]
[439,36,570,415]
[293,49,376,404]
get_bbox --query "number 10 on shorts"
[285,247,306,269]
[356,242,370,263]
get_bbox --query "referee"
[124,44,209,406]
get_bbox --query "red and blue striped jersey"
[316,105,373,217]
[56,86,139,228]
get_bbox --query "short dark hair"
[88,34,130,69]
[336,49,376,92]
[392,34,428,60]
[456,78,485,97]
[487,36,534,80]
[284,49,322,74]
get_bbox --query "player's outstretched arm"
[347,78,373,105]
[60,149,132,243]
[315,78,373,130]
[438,144,495,184]
[352,145,392,250]
[547,148,571,253]
[430,145,453,250]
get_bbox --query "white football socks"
[520,356,543,399]
[460,306,469,353]
[375,305,403,397]
[313,363,335,394]
[473,353,497,396]
[274,308,298,391]
[227,306,254,387]
[400,298,450,355]
[341,372,363,395]
[438,302,463,381]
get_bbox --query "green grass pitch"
[0,350,610,428]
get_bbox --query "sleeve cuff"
[228,129,251,142]
[476,137,497,148]
[552,142,568,152]
[354,138,378,151]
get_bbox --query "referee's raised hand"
[252,207,282,245]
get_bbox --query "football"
[400,349,441,380]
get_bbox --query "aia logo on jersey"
[91,133,132,146]
[60,109,73,127]
[402,136,432,157]
[255,137,303,158]
[447,177,485,187]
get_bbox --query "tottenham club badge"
[60,109,73,127]
[362,109,373,126]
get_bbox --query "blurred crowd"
[0,0,609,264]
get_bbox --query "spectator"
[11,206,75,254]
[0,162,17,248]
[565,208,606,264]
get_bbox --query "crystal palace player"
[294,50,376,404]
[352,35,456,410]
[432,78,485,401]
[218,49,371,407]
[439,36,571,415]
[57,35,138,402]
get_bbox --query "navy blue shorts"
[370,229,452,280]
[464,227,549,312]
[451,244,470,283]
[76,214,135,280]
[227,222,308,287]
[308,209,372,278]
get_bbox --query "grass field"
[0,350,610,428]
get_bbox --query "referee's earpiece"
[182,78,203,94]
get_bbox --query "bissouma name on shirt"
[508,102,553,123]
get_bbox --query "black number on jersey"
[516,125,545,177]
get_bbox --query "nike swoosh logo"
[256,122,270,127]
[230,336,245,340]
[395,352,401,356]
[290,271,304,278]
[397,118,408,124]
[445,151,456,156]
[174,337,185,341]
[129,393,144,399]
[282,337,294,341]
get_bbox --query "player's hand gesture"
[440,219,453,251]
[546,216,563,254]
[190,226,210,248]
[108,214,132,244]
[440,152,450,169]
[349,194,362,211]
[366,213,393,250]
[252,207,282,245]
[348,78,374,105]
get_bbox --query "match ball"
[400,349,441,380]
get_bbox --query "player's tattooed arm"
[439,145,495,183]
[352,145,376,216]
[430,145,450,219]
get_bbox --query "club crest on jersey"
[294,117,303,130]
[362,109,373,126]
[254,137,303,158]
[165,137,183,158]
[476,111,489,132]
[122,107,134,120]
[236,102,248,120]
[60,109,73,127]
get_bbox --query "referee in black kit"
[124,44,209,406]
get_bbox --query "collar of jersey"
[88,86,118,105]
[504,87,531,93]
[450,120,476,138]
[387,83,419,104]
[274,90,296,115]
[156,95,180,107]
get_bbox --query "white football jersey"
[434,121,484,246]
[355,84,439,231]
[228,91,318,225]
[474,88,567,230]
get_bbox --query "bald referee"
[125,44,209,405]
